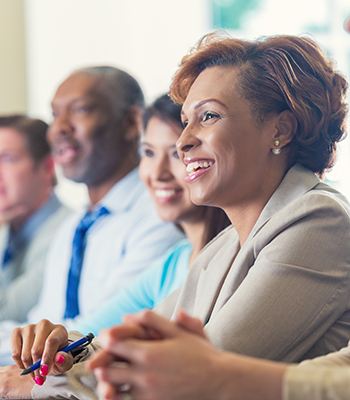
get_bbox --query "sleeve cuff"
[283,364,350,400]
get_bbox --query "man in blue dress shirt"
[0,67,183,365]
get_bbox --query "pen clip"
[70,332,94,359]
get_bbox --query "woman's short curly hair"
[170,32,348,174]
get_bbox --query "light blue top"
[71,239,192,336]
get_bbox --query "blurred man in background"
[0,115,71,323]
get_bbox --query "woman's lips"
[154,188,183,203]
[184,159,214,183]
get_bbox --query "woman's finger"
[50,351,74,375]
[175,309,207,338]
[94,364,133,387]
[87,349,121,370]
[123,310,182,339]
[9,327,25,369]
[39,324,69,375]
[19,325,37,369]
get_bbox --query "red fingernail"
[56,354,65,364]
[40,364,48,376]
[35,376,44,386]
[32,377,36,381]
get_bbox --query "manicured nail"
[56,354,65,364]
[40,364,48,376]
[32,377,36,381]
[35,376,44,386]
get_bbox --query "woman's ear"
[274,110,298,147]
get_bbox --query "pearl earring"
[272,140,281,155]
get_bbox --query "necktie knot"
[77,206,109,234]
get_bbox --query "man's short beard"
[75,141,125,187]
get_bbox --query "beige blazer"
[156,163,350,363]
[30,164,350,399]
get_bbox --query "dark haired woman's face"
[140,116,202,224]
[177,66,279,210]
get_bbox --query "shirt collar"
[91,168,144,214]
[7,192,62,255]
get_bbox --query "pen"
[20,332,94,376]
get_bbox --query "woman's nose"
[152,157,173,181]
[176,127,201,154]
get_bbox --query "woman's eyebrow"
[194,99,228,109]
[140,141,153,147]
[181,98,228,116]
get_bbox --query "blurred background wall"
[0,0,349,208]
[0,0,27,114]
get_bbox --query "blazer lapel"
[193,229,240,322]
[194,164,320,323]
[250,164,320,238]
[172,164,320,325]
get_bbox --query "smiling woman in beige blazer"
[2,33,350,400]
[154,33,350,363]
[85,33,350,400]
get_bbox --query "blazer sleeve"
[283,341,350,399]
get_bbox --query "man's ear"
[122,106,144,142]
[38,154,56,186]
[273,110,298,147]
[39,154,55,174]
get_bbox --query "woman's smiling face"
[140,116,202,224]
[177,66,279,210]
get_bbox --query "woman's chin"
[190,192,215,208]
[157,211,181,224]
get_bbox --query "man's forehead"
[51,73,108,106]
[0,127,28,151]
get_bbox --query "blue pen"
[20,332,94,376]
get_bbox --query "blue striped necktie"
[64,206,109,319]
[2,232,25,269]
[2,245,13,268]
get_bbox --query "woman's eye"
[143,149,154,157]
[173,151,179,159]
[203,111,220,122]
[182,120,188,129]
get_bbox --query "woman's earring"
[272,140,281,155]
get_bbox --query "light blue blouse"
[70,239,192,336]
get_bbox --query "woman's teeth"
[186,161,213,176]
[155,189,177,198]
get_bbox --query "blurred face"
[0,128,50,215]
[48,73,129,187]
[140,116,202,223]
[345,15,350,33]
[177,66,278,209]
